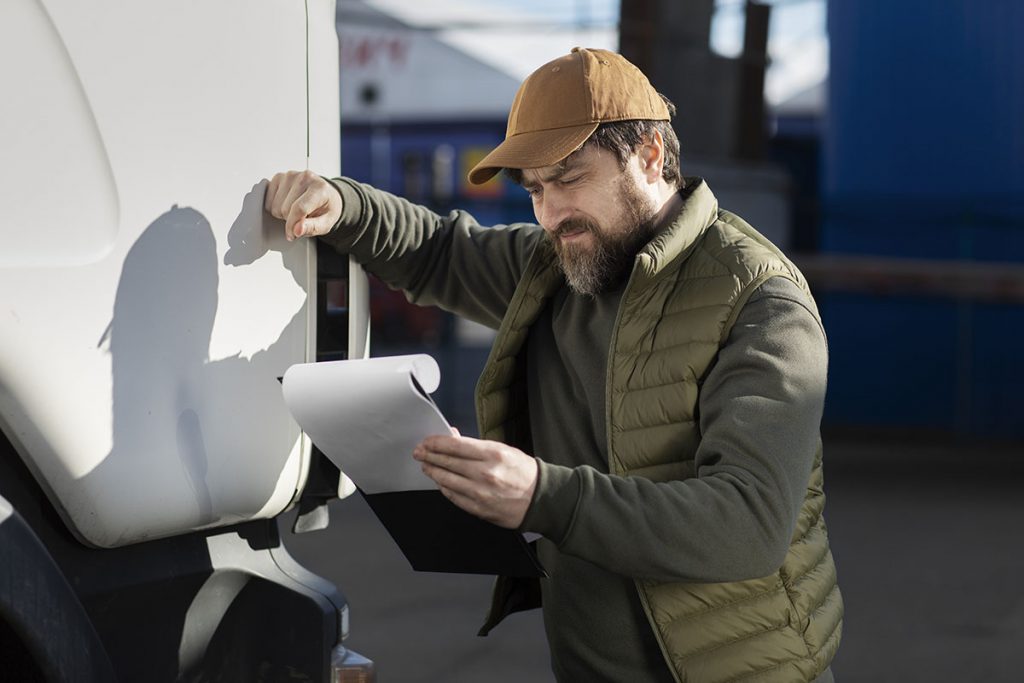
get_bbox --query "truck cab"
[0,1,372,679]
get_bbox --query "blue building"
[820,0,1024,437]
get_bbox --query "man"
[266,47,842,683]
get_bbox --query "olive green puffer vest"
[475,181,842,683]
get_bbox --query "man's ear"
[638,129,665,183]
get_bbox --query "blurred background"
[284,1,1024,680]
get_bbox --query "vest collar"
[633,177,719,285]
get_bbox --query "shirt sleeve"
[520,277,829,583]
[320,177,545,329]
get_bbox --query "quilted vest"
[475,181,842,682]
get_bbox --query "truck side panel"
[0,0,340,547]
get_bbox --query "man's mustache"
[552,218,596,240]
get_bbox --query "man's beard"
[550,176,659,296]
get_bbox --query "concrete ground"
[280,433,1024,682]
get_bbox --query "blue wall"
[826,1,1024,208]
[823,0,1024,437]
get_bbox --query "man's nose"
[537,191,572,233]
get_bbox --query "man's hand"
[413,435,539,529]
[264,170,342,241]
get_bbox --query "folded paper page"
[282,354,449,494]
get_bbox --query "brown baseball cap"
[467,47,670,185]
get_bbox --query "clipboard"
[282,355,546,577]
[361,489,545,577]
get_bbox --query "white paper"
[282,354,450,493]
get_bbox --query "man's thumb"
[297,217,330,238]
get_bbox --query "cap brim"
[467,123,599,185]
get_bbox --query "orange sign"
[460,147,504,198]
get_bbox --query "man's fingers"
[286,192,330,239]
[415,437,537,529]
[419,434,489,460]
[279,180,311,237]
[426,465,500,524]
[415,444,478,478]
[266,170,305,219]
[263,170,340,241]
[420,459,476,496]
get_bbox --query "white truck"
[0,1,373,680]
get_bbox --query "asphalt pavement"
[280,432,1024,682]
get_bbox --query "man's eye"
[559,176,581,186]
[526,187,542,198]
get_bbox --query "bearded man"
[266,47,842,683]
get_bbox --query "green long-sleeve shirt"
[323,177,832,683]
